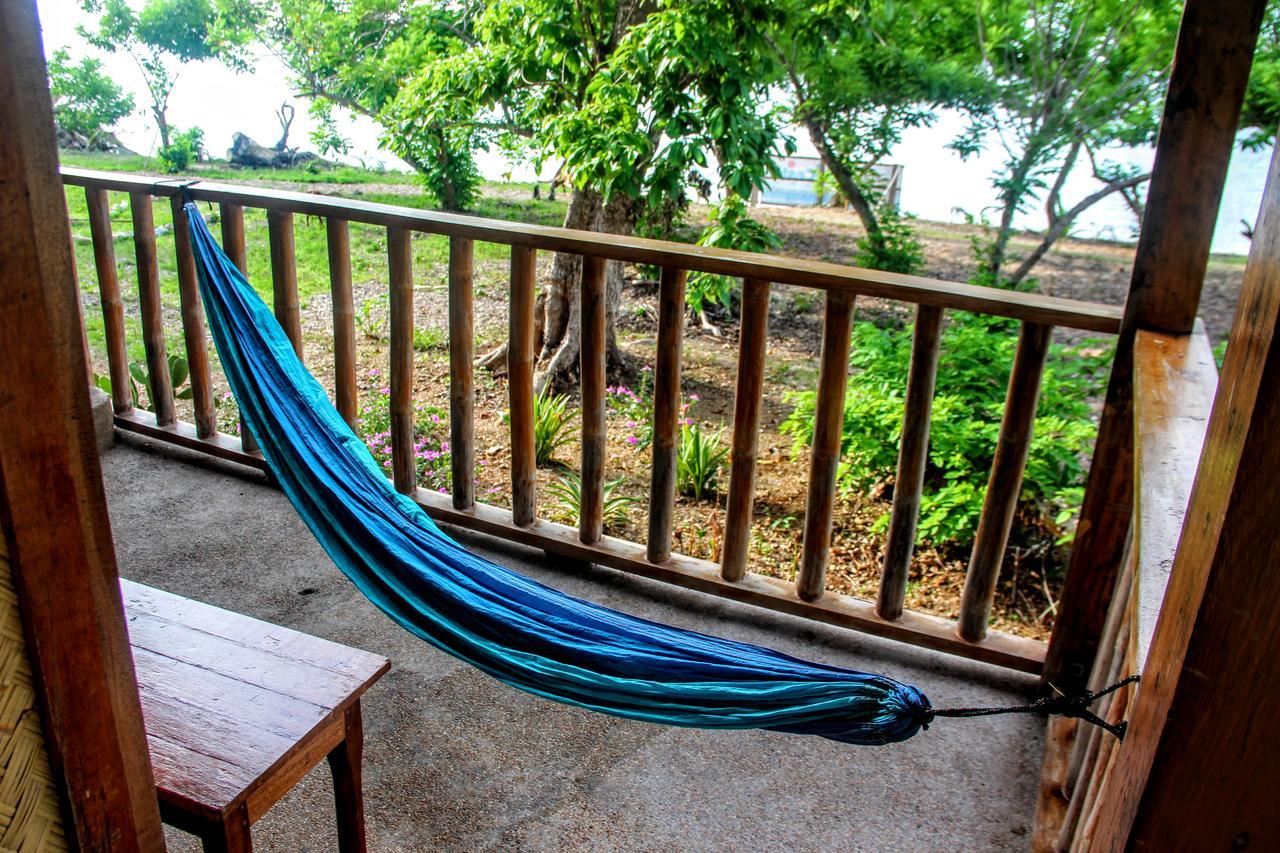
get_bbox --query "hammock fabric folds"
[184,202,932,745]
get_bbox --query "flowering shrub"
[356,388,454,493]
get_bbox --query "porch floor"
[102,436,1044,852]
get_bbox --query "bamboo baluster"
[647,267,687,563]
[70,233,96,386]
[267,209,303,358]
[327,218,358,427]
[877,304,945,619]
[958,321,1052,640]
[219,203,256,452]
[797,290,856,601]
[509,246,537,526]
[720,278,771,581]
[448,237,475,510]
[129,192,175,425]
[387,227,415,494]
[170,196,216,438]
[579,255,607,544]
[85,187,131,413]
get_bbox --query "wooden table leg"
[327,702,367,853]
[201,803,252,853]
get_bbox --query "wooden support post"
[0,1,165,845]
[579,255,607,545]
[720,278,771,581]
[797,290,856,601]
[878,304,944,619]
[170,196,216,438]
[448,237,475,510]
[130,192,176,426]
[1043,0,1267,693]
[387,227,415,494]
[647,267,687,563]
[86,186,132,413]
[327,218,358,428]
[267,209,302,358]
[1086,139,1280,852]
[509,246,537,526]
[959,322,1051,640]
[219,202,256,453]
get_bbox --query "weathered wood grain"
[647,267,687,563]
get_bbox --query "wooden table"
[121,580,390,852]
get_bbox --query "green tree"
[957,0,1181,286]
[79,0,257,152]
[266,0,481,210]
[386,0,787,388]
[1242,3,1280,151]
[47,47,135,149]
[766,0,984,272]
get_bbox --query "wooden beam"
[0,1,164,847]
[646,267,686,563]
[1043,0,1267,694]
[1087,135,1280,852]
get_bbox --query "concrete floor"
[101,435,1044,852]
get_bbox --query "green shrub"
[677,423,729,501]
[688,195,781,312]
[356,391,454,492]
[105,353,193,410]
[780,312,1109,550]
[855,206,924,274]
[158,127,204,173]
[533,388,577,467]
[547,472,636,532]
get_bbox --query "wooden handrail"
[61,166,1127,676]
[60,167,1123,333]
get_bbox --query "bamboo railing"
[62,166,1128,674]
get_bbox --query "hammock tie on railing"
[180,199,1134,745]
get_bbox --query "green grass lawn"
[62,152,568,369]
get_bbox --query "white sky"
[35,0,1271,255]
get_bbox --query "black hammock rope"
[919,674,1141,740]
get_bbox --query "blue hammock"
[183,201,933,745]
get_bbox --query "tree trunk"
[478,186,635,393]
[805,120,881,239]
[1006,172,1151,286]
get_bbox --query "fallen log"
[228,132,322,169]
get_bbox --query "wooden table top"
[121,580,390,820]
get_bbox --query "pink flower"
[380,387,391,395]
[689,393,700,401]
[430,413,442,423]
[626,435,639,446]
[370,368,381,377]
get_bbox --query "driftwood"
[228,132,321,169]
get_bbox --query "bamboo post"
[579,255,607,544]
[448,236,475,510]
[267,209,302,358]
[169,196,216,438]
[958,321,1052,640]
[85,187,131,413]
[647,267,687,563]
[219,202,256,452]
[877,304,944,619]
[387,227,415,494]
[327,218,358,427]
[719,278,771,581]
[797,290,856,601]
[129,192,175,425]
[509,246,537,526]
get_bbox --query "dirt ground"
[103,185,1249,641]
